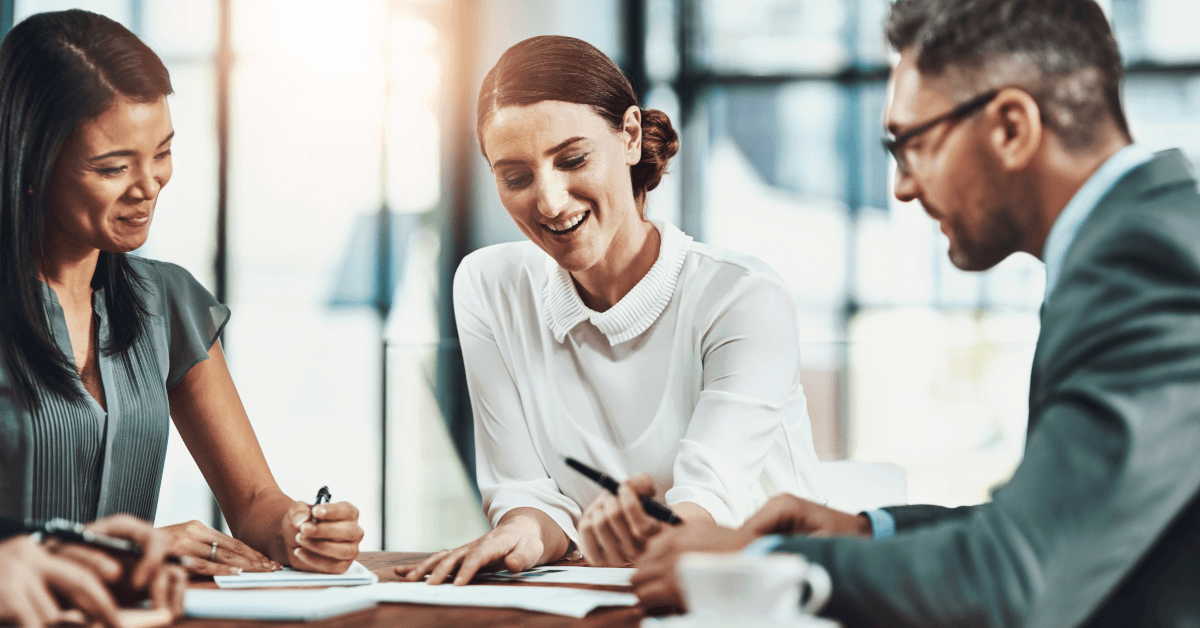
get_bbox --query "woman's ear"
[622,105,642,166]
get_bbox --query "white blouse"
[454,220,823,542]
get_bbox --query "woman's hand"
[159,520,281,576]
[394,509,564,585]
[282,500,363,574]
[578,474,663,566]
[0,535,120,628]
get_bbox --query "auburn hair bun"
[631,108,679,205]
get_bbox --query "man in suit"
[631,1,1200,626]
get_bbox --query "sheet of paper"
[213,560,378,588]
[367,582,638,618]
[474,566,634,586]
[184,588,377,621]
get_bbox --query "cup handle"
[800,563,832,615]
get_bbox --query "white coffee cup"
[676,552,832,624]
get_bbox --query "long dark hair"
[477,35,679,210]
[0,10,172,407]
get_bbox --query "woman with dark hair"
[398,35,823,583]
[0,10,362,577]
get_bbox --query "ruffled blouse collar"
[542,219,692,346]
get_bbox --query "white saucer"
[641,614,841,628]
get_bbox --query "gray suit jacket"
[775,149,1200,628]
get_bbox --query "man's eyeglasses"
[882,90,1000,175]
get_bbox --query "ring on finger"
[209,542,218,562]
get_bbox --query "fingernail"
[313,506,326,518]
[293,548,302,557]
[232,567,242,575]
[300,522,315,534]
[295,533,304,544]
[292,512,308,526]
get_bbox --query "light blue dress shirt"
[1042,144,1155,301]
[811,145,1158,543]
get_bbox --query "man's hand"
[742,494,872,538]
[631,520,755,613]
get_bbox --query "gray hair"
[887,0,1131,150]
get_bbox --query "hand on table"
[394,513,546,586]
[630,519,755,614]
[578,474,663,566]
[159,519,280,576]
[283,500,363,574]
[743,493,872,538]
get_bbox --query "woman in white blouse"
[397,35,823,584]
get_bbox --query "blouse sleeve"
[150,261,232,390]
[454,258,584,543]
[664,268,815,527]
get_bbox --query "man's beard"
[946,204,1024,272]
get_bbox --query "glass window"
[1125,74,1200,166]
[699,0,850,74]
[1140,0,1200,62]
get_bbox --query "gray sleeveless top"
[0,257,229,523]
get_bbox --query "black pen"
[560,456,682,525]
[311,486,331,524]
[1,516,188,565]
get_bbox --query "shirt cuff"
[743,534,786,556]
[863,508,896,540]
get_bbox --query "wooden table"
[177,551,646,628]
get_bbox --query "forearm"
[498,507,572,565]
[672,502,715,525]
[224,487,297,565]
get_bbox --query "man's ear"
[622,105,643,166]
[986,87,1042,171]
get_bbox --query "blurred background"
[3,0,1198,551]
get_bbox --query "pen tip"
[558,454,569,462]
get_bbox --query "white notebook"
[366,582,638,618]
[214,561,378,588]
[184,588,376,621]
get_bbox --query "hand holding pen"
[0,514,188,626]
[284,485,364,574]
[563,456,683,567]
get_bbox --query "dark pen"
[560,455,682,525]
[311,486,332,524]
[1,516,188,565]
